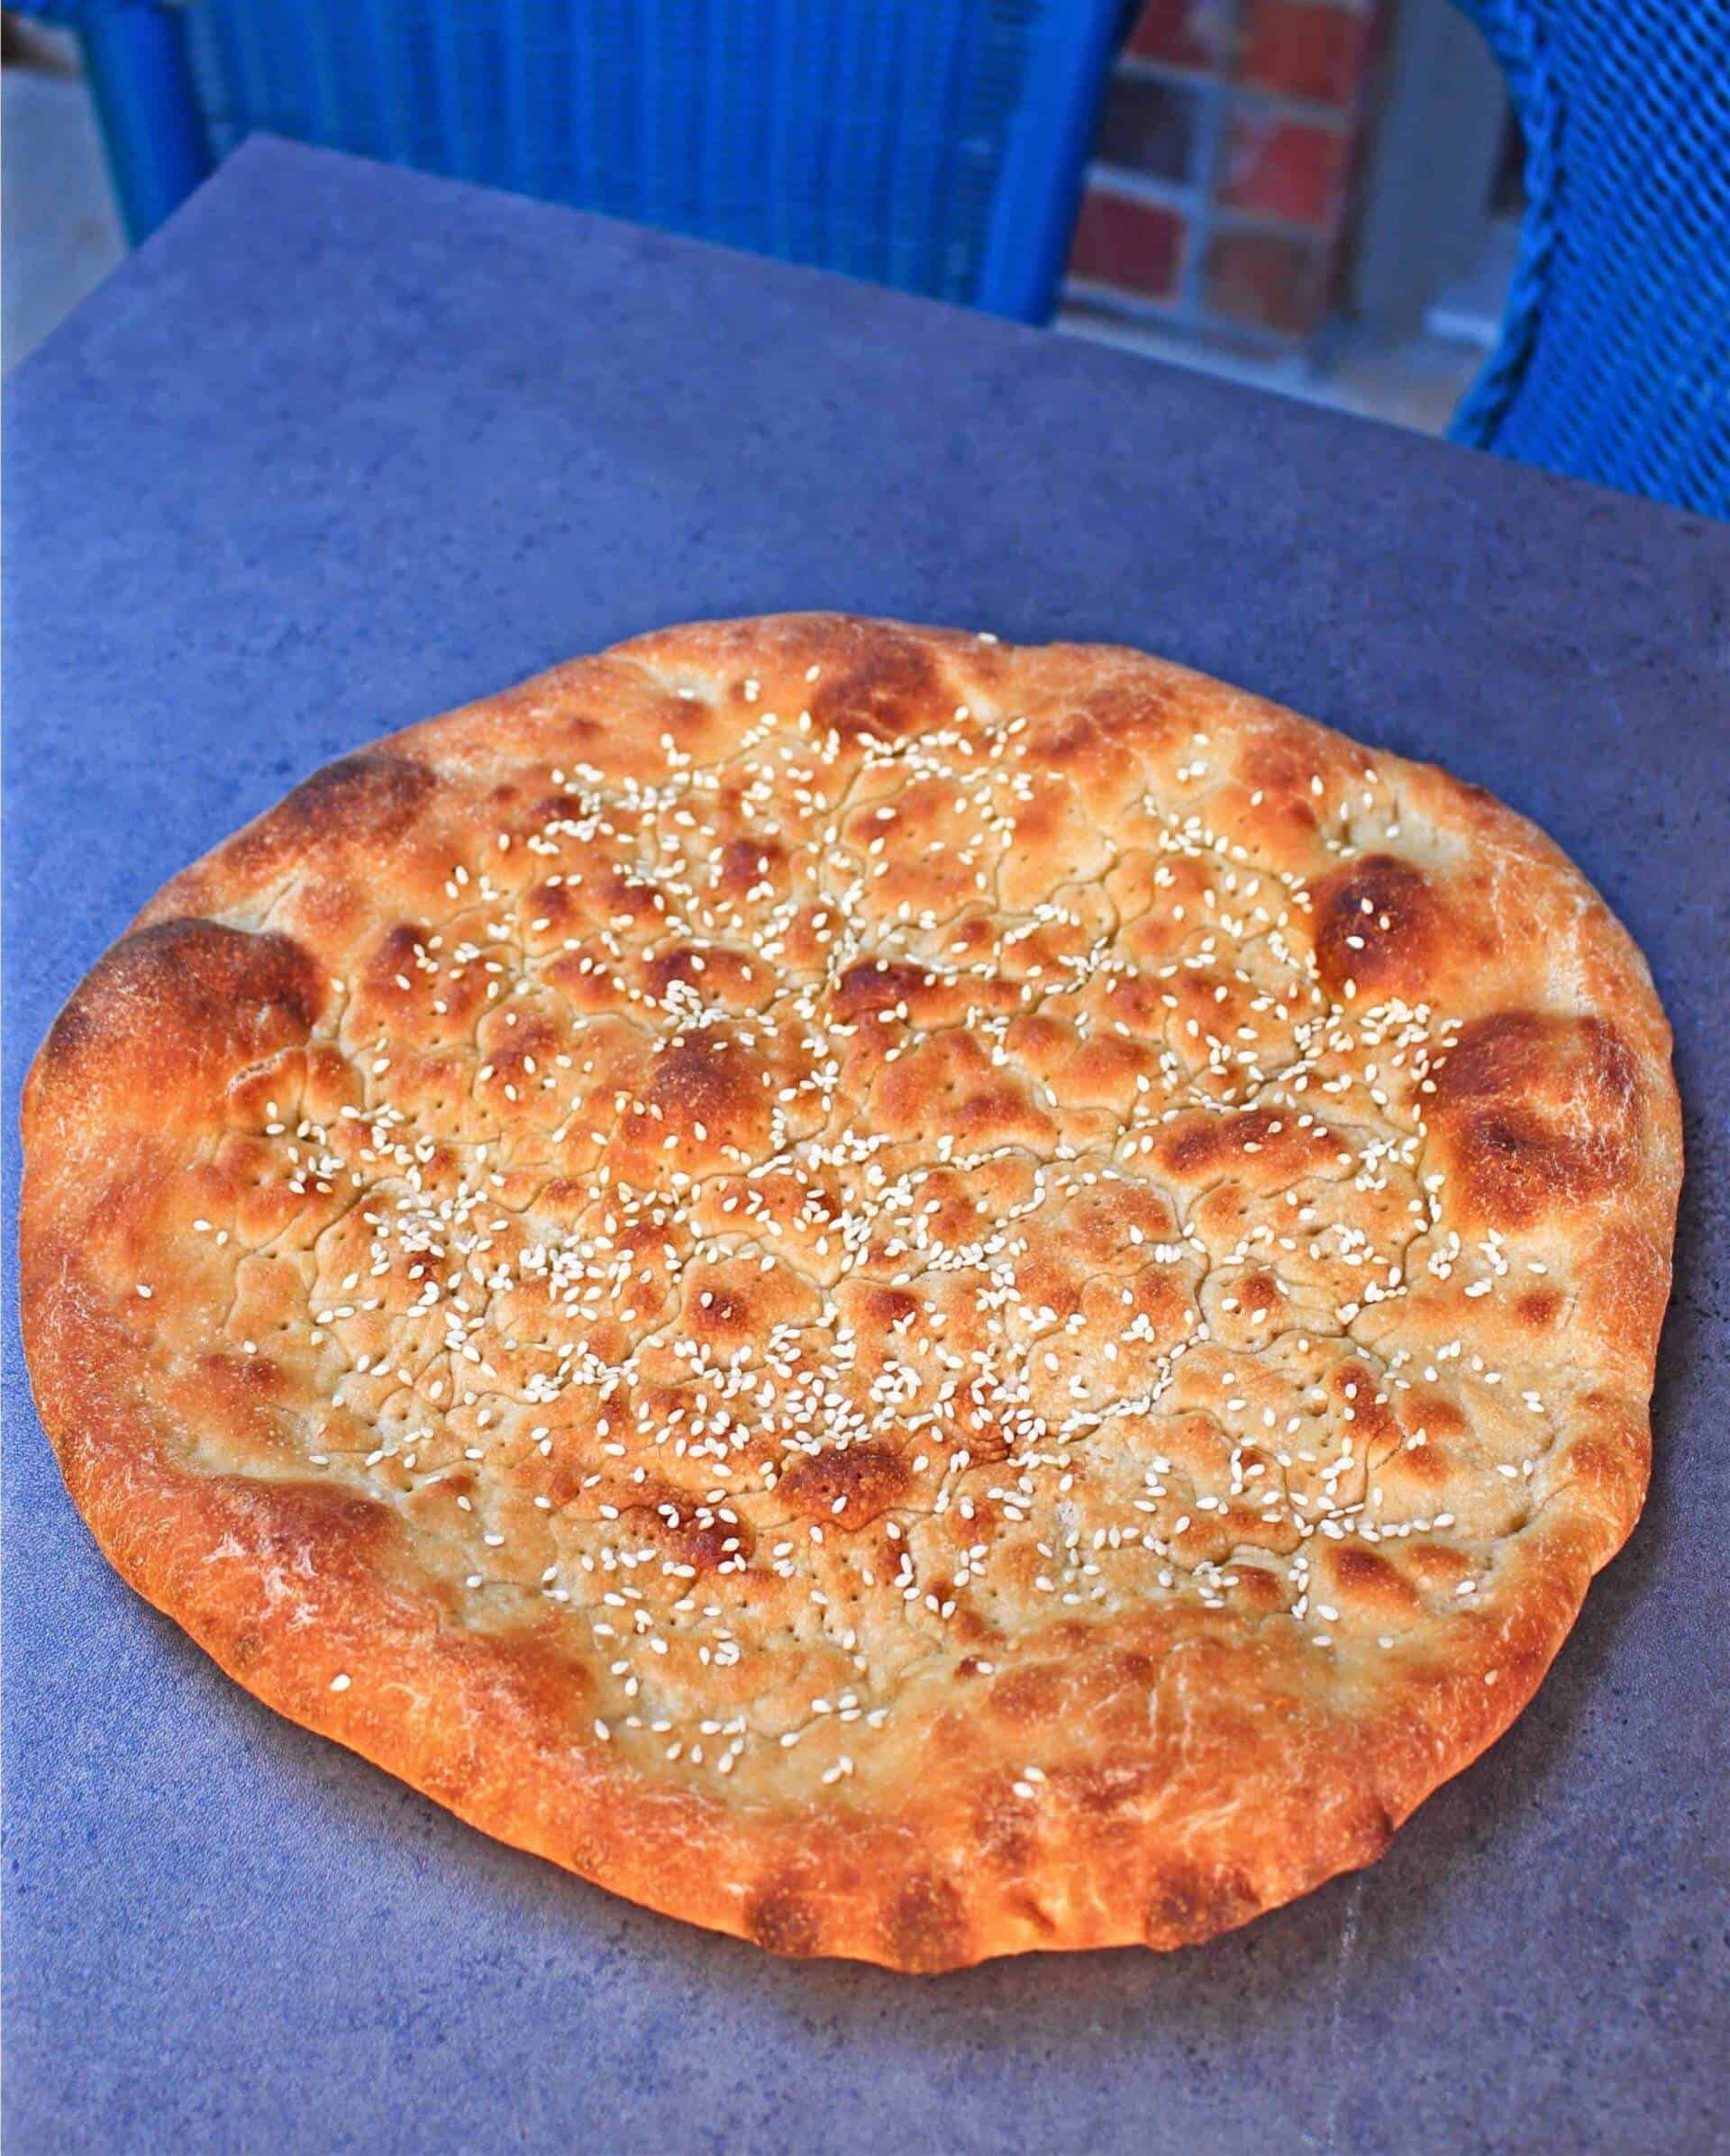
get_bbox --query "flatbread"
[21,615,1680,1970]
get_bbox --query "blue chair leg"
[978,0,1124,322]
[77,5,214,243]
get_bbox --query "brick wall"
[1066,0,1384,342]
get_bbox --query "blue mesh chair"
[1450,0,1730,517]
[25,0,1124,323]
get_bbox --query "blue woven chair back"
[1451,0,1730,516]
[42,0,1122,323]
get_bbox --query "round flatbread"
[22,615,1680,1970]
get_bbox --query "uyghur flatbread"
[21,615,1680,1970]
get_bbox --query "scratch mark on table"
[1319,1876,1367,2152]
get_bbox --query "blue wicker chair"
[1449,0,1730,516]
[24,0,1123,324]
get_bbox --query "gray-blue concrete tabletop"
[5,139,1727,2153]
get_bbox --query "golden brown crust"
[20,615,1680,1970]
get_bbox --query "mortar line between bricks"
[1178,0,1248,312]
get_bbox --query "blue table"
[5,140,1726,2153]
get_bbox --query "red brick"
[1068,187,1186,298]
[1220,111,1349,226]
[1125,0,1235,72]
[1204,229,1324,332]
[1237,0,1369,108]
[1096,74,1201,184]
